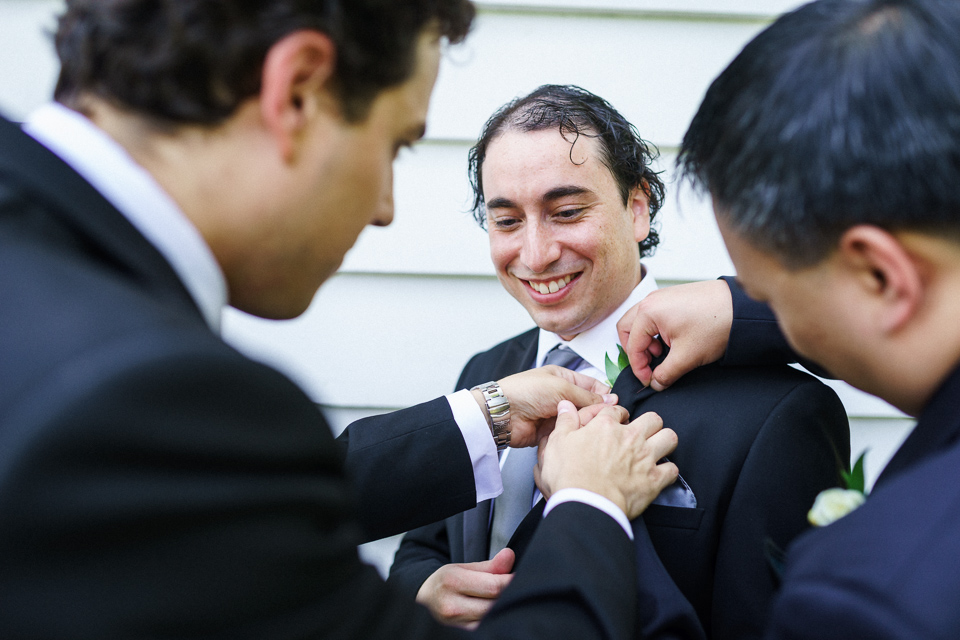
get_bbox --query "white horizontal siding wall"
[2,0,914,574]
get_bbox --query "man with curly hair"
[390,85,850,640]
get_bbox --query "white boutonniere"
[604,344,630,387]
[808,451,868,527]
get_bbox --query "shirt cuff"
[446,390,502,502]
[543,488,634,540]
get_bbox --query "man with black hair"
[616,0,960,637]
[0,2,688,638]
[389,84,850,640]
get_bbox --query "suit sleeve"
[710,378,850,639]
[386,353,489,592]
[339,398,477,541]
[719,276,832,377]
[2,331,649,640]
[480,502,641,640]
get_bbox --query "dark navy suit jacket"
[390,323,850,639]
[0,114,645,640]
[727,277,960,639]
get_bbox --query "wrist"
[471,381,512,450]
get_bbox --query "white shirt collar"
[536,269,659,373]
[22,102,227,332]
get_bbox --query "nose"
[373,190,394,227]
[519,222,561,274]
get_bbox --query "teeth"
[529,274,574,295]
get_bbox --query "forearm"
[340,397,479,541]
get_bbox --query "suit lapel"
[0,116,204,323]
[504,498,546,565]
[611,339,668,402]
[612,366,659,405]
[462,499,493,562]
[494,329,538,379]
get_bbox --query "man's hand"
[537,401,679,520]
[533,402,621,501]
[472,366,615,448]
[617,280,734,391]
[416,549,515,629]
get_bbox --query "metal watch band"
[472,381,511,450]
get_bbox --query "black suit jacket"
[0,114,643,639]
[390,326,850,639]
[689,276,960,639]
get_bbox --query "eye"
[555,207,584,221]
[492,216,520,230]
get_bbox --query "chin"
[230,288,317,321]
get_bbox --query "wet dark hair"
[679,0,960,267]
[467,84,665,257]
[53,0,475,125]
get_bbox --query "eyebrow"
[543,185,592,201]
[486,185,593,211]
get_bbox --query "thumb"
[486,547,515,574]
[552,400,581,436]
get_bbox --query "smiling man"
[389,85,850,639]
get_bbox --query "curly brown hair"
[53,0,475,125]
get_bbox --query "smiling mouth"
[524,273,579,295]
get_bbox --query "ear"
[259,30,338,162]
[630,182,651,244]
[837,225,923,333]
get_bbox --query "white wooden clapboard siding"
[1,1,915,575]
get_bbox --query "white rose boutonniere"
[808,488,867,527]
[808,451,868,527]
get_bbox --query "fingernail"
[557,400,575,414]
[603,394,617,404]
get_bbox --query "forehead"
[482,128,615,193]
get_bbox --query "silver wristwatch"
[472,381,511,450]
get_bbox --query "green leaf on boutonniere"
[617,344,630,374]
[841,451,868,494]
[605,345,630,387]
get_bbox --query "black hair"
[679,0,960,267]
[467,84,665,257]
[53,0,475,125]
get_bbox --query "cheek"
[488,236,516,275]
[777,300,832,356]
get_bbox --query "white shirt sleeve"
[445,390,502,502]
[543,488,634,540]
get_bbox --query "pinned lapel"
[610,340,668,402]
[503,498,547,566]
[462,499,493,563]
